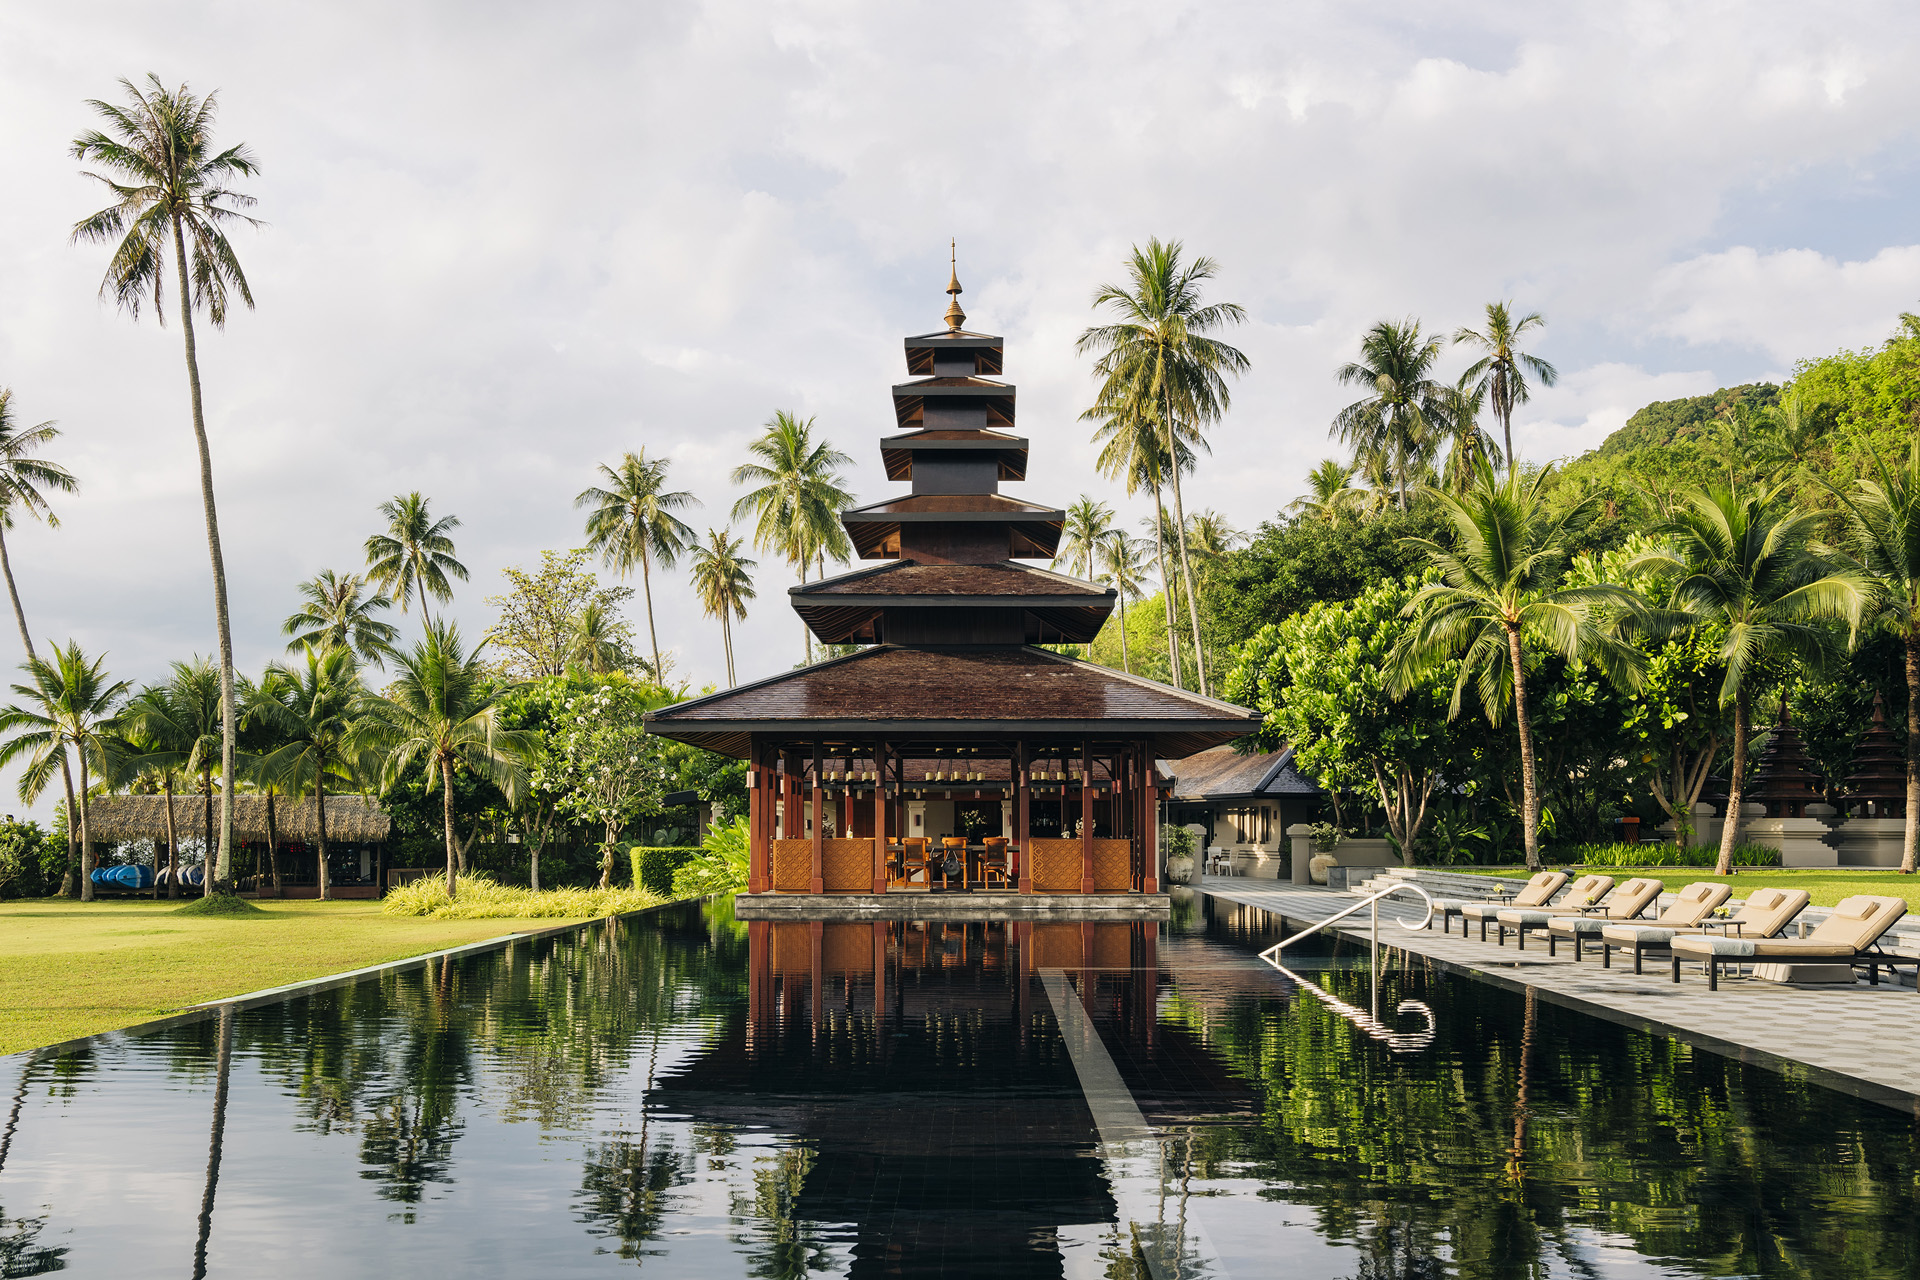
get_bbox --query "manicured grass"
[0,897,592,1056]
[1458,866,1920,911]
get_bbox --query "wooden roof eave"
[645,719,1255,760]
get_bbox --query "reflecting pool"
[1,892,1916,1278]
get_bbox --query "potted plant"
[1163,826,1197,884]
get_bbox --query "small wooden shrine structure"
[646,261,1258,901]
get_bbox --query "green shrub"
[174,893,265,917]
[671,817,749,898]
[1567,840,1780,868]
[628,845,701,894]
[382,873,661,919]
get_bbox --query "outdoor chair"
[1543,878,1666,958]
[899,837,930,888]
[1436,871,1568,938]
[940,838,969,889]
[981,838,1011,889]
[1598,882,1791,973]
[1490,875,1615,947]
[1670,894,1916,990]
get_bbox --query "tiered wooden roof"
[646,258,1258,759]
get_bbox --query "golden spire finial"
[943,239,966,332]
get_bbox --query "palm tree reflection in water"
[191,1003,233,1280]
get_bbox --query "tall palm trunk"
[722,611,735,687]
[638,544,662,680]
[1506,625,1542,871]
[266,790,282,897]
[1117,592,1131,674]
[315,777,331,902]
[441,756,458,897]
[202,768,214,897]
[798,557,813,664]
[1,525,81,896]
[1903,630,1918,875]
[1164,454,1210,697]
[171,213,237,895]
[192,1003,233,1280]
[163,775,180,900]
[77,754,94,898]
[1498,377,1515,477]
[1715,692,1751,877]
[1151,487,1184,689]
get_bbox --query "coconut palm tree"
[72,75,262,894]
[1826,436,1920,873]
[1055,497,1115,658]
[1333,319,1446,512]
[1183,509,1243,575]
[1090,400,1195,688]
[282,570,398,667]
[1287,458,1363,527]
[234,669,291,897]
[1452,302,1557,474]
[568,603,626,675]
[577,452,700,680]
[1078,238,1249,698]
[730,413,854,664]
[1389,461,1646,871]
[1436,378,1504,493]
[359,621,531,896]
[1633,485,1871,875]
[688,529,756,687]
[1097,531,1151,675]
[120,682,200,898]
[255,645,365,902]
[156,658,226,897]
[0,642,130,900]
[365,493,468,628]
[0,389,81,886]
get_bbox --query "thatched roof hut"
[85,794,392,844]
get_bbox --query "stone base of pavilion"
[734,890,1170,921]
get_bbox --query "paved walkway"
[1197,876,1920,1115]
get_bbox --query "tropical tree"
[1452,302,1557,474]
[0,389,81,882]
[687,528,756,687]
[359,621,531,896]
[1078,238,1249,698]
[282,569,397,667]
[577,451,700,680]
[1287,458,1363,527]
[1097,531,1151,675]
[1632,485,1870,875]
[158,657,225,896]
[1090,400,1194,688]
[1332,319,1446,512]
[1435,378,1504,493]
[365,493,467,626]
[730,412,854,663]
[484,548,635,682]
[568,603,626,675]
[234,669,291,896]
[0,642,130,899]
[1826,436,1920,872]
[255,645,365,901]
[1389,462,1646,870]
[1183,509,1243,576]
[1056,497,1115,658]
[120,681,201,898]
[72,75,262,892]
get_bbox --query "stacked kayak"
[89,864,156,890]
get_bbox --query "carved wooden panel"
[1028,838,1084,893]
[822,838,874,893]
[1092,838,1133,893]
[771,839,812,892]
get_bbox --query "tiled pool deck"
[1198,877,1920,1116]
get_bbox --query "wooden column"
[810,742,825,894]
[1016,741,1033,893]
[782,751,802,845]
[1079,739,1095,895]
[872,739,889,894]
[1141,741,1159,893]
[747,741,770,894]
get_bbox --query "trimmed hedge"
[1569,840,1779,868]
[629,845,701,894]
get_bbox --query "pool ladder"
[1257,881,1439,1053]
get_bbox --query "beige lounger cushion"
[1672,935,1855,959]
[1671,896,1907,961]
[1650,880,1731,927]
[1546,879,1663,934]
[1602,924,1681,945]
[1498,875,1630,927]
[1603,885,1808,947]
[1457,872,1569,919]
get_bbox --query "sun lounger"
[1490,875,1615,948]
[1599,884,1801,974]
[1432,871,1568,938]
[1670,895,1914,990]
[1542,878,1667,958]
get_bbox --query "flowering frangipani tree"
[535,676,673,887]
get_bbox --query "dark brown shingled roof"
[646,646,1258,757]
[846,493,1058,517]
[795,561,1109,599]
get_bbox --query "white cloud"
[1647,244,1920,364]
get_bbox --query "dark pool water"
[1,892,1916,1278]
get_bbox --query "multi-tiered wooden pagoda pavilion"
[645,261,1258,909]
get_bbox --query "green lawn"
[0,897,591,1056]
[1459,866,1920,911]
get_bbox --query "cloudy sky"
[2,1,1918,817]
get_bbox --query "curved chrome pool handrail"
[1257,881,1435,963]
